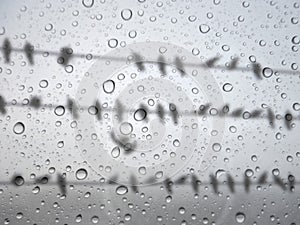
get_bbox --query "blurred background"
[0,0,299,224]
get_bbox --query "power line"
[1,38,299,77]
[0,94,297,129]
[2,171,297,196]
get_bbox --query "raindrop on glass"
[13,122,25,135]
[116,185,128,195]
[212,143,222,152]
[222,83,233,92]
[108,38,118,48]
[75,168,88,180]
[111,146,121,158]
[54,106,65,116]
[262,67,273,78]
[119,122,133,135]
[14,176,25,186]
[199,24,210,33]
[235,212,245,223]
[134,108,147,121]
[121,9,133,21]
[103,79,115,93]
[82,0,94,8]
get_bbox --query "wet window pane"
[0,0,299,224]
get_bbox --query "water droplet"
[116,185,128,195]
[155,171,163,179]
[111,146,120,158]
[212,143,221,152]
[0,27,5,35]
[39,80,48,88]
[173,139,181,147]
[293,103,300,111]
[75,168,88,180]
[165,195,172,203]
[199,24,210,33]
[287,155,293,162]
[272,168,280,176]
[91,216,99,224]
[45,23,53,31]
[119,122,133,135]
[134,108,147,121]
[13,122,25,135]
[57,141,64,148]
[192,87,199,94]
[235,212,245,223]
[16,212,23,219]
[188,15,197,22]
[251,155,257,162]
[108,38,118,48]
[223,83,233,92]
[292,36,300,44]
[121,9,133,21]
[229,126,237,133]
[82,0,94,8]
[14,176,24,186]
[48,167,56,174]
[75,214,82,223]
[118,73,125,80]
[88,106,98,115]
[192,48,200,55]
[65,65,74,73]
[138,166,146,175]
[275,132,282,140]
[259,40,266,46]
[179,207,185,214]
[159,47,167,54]
[245,169,254,177]
[262,67,273,78]
[215,169,226,178]
[128,30,137,38]
[103,79,115,93]
[54,106,65,116]
[124,214,131,221]
[222,45,230,52]
[291,16,299,24]
[32,186,40,194]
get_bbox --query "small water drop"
[111,146,121,158]
[75,214,82,223]
[13,122,25,135]
[91,216,99,224]
[199,24,210,33]
[222,83,233,92]
[212,143,221,152]
[82,0,94,8]
[108,38,118,48]
[39,80,48,88]
[235,212,245,223]
[54,106,65,116]
[119,122,133,135]
[116,185,128,195]
[0,27,6,35]
[138,166,146,175]
[103,79,115,93]
[75,168,88,180]
[32,186,40,194]
[134,109,147,121]
[14,176,25,186]
[262,67,273,78]
[121,9,133,21]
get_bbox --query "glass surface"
[0,0,299,224]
